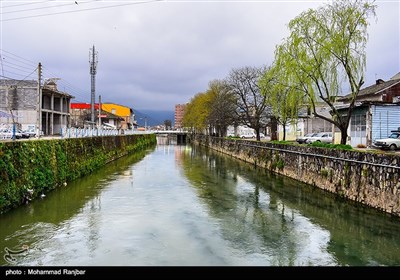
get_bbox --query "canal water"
[1,141,400,266]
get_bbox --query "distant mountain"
[134,109,175,127]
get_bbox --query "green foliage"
[276,159,285,170]
[270,140,292,145]
[270,0,377,144]
[260,65,302,141]
[320,168,329,178]
[0,134,156,214]
[308,141,352,150]
[182,91,214,133]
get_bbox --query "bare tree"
[226,66,271,141]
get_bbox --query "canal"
[1,141,400,266]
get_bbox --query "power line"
[3,68,37,80]
[41,66,89,101]
[0,49,37,67]
[1,0,98,15]
[2,0,55,9]
[2,59,37,71]
[0,49,88,101]
[1,62,36,74]
[1,0,163,22]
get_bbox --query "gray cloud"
[1,0,399,111]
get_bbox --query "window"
[351,114,366,137]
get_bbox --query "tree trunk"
[340,127,348,145]
[270,117,278,141]
[282,125,286,141]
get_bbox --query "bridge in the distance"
[151,130,188,144]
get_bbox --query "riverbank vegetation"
[0,134,156,214]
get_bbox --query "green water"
[1,144,399,266]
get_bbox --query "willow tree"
[273,0,376,144]
[260,65,302,141]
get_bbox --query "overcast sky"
[1,0,399,112]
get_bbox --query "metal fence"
[0,127,153,141]
[60,128,152,138]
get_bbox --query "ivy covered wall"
[0,134,156,214]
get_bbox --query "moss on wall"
[0,134,156,214]
[194,135,400,217]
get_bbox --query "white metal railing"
[60,128,153,139]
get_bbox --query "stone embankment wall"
[194,135,400,217]
[0,134,156,214]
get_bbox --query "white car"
[0,129,22,140]
[240,133,256,139]
[306,132,333,144]
[373,132,400,151]
[296,133,317,144]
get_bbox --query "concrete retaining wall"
[194,135,400,217]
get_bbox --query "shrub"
[308,141,353,150]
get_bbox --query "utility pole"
[98,94,102,128]
[89,45,98,126]
[36,62,42,138]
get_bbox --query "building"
[101,103,136,129]
[174,104,186,130]
[337,73,400,147]
[70,103,124,129]
[0,79,73,135]
[277,105,332,141]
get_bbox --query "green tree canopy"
[272,0,376,144]
[260,65,302,141]
[182,91,213,134]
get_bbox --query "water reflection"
[180,145,400,266]
[0,148,154,265]
[1,144,400,266]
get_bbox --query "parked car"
[240,132,256,139]
[18,129,31,139]
[0,129,22,139]
[23,128,37,138]
[296,133,317,144]
[373,131,400,151]
[306,132,333,144]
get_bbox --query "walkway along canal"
[1,141,400,266]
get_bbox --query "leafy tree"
[182,92,213,134]
[260,65,303,141]
[207,80,237,137]
[226,66,271,141]
[272,0,376,144]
